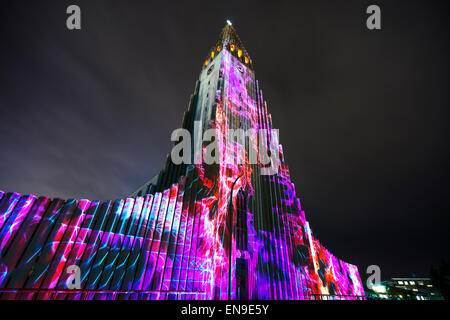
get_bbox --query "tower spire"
[204,22,253,69]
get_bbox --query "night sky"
[1,0,449,282]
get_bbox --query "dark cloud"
[1,0,449,280]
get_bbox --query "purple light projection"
[0,24,365,300]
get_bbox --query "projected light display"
[0,23,364,300]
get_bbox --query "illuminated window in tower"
[238,49,242,58]
[244,56,249,64]
[211,51,215,59]
[230,44,235,52]
[204,59,209,67]
[217,45,221,52]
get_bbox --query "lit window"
[230,44,235,52]
[418,282,424,286]
[217,45,221,52]
[204,59,209,67]
[398,281,403,285]
[238,49,242,58]
[410,281,415,285]
[427,285,433,287]
[244,56,249,64]
[412,288,418,292]
[211,51,215,59]
[372,285,386,294]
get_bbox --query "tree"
[430,259,450,300]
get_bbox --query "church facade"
[0,23,364,300]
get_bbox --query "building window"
[238,49,243,58]
[230,44,235,52]
[207,64,214,75]
[398,281,403,285]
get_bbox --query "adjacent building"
[368,278,443,300]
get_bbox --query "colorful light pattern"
[0,24,364,300]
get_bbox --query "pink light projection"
[0,23,365,300]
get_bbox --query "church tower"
[131,21,365,300]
